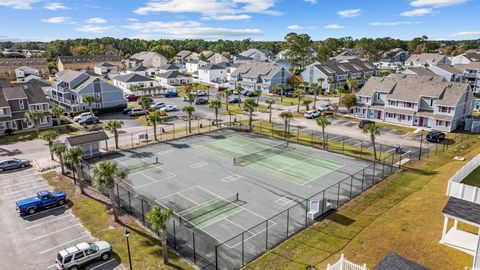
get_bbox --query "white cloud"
[371,21,421,26]
[41,16,70,23]
[324,24,345,29]
[0,0,37,9]
[410,0,466,7]
[202,14,251,20]
[287,25,303,30]
[401,8,432,16]
[86,17,107,24]
[124,20,261,39]
[338,9,361,18]
[44,2,68,10]
[126,18,138,22]
[134,0,279,16]
[451,31,480,37]
[76,25,116,33]
[304,0,317,3]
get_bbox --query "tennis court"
[105,128,380,268]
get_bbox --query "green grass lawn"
[461,166,480,187]
[0,125,79,144]
[42,172,193,270]
[246,134,479,270]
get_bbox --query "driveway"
[0,168,120,270]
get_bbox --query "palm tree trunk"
[49,142,54,160]
[238,93,241,108]
[225,96,229,111]
[59,155,65,175]
[108,187,119,222]
[207,88,210,100]
[371,135,377,160]
[269,108,272,123]
[188,115,192,133]
[114,132,119,149]
[297,96,301,112]
[256,95,260,104]
[160,231,169,264]
[215,110,218,126]
[153,123,158,141]
[35,122,40,137]
[249,112,253,132]
[56,117,61,126]
[280,88,283,102]
[284,120,288,140]
[76,162,85,194]
[322,126,326,148]
[89,108,94,118]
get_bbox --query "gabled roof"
[462,52,480,62]
[15,66,39,72]
[66,131,109,147]
[434,64,461,74]
[407,53,446,65]
[158,64,180,70]
[200,64,226,70]
[404,67,437,76]
[55,70,87,84]
[231,61,286,79]
[0,58,48,66]
[114,73,152,83]
[157,70,190,79]
[96,62,115,67]
[454,62,480,72]
[128,65,148,72]
[2,86,27,100]
[176,50,193,58]
[374,252,429,270]
[443,197,480,225]
[58,55,121,64]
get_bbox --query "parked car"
[193,90,207,96]
[244,90,256,97]
[123,107,133,114]
[73,112,92,122]
[0,158,30,172]
[160,105,177,112]
[358,119,375,129]
[129,108,148,117]
[151,102,166,109]
[426,130,446,143]
[78,116,99,125]
[317,104,331,112]
[16,190,67,215]
[194,98,208,105]
[304,110,320,119]
[125,94,140,102]
[4,128,13,135]
[229,97,241,104]
[217,86,227,91]
[164,90,178,98]
[55,241,112,270]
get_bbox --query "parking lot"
[0,168,120,270]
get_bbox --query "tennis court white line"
[177,192,199,205]
[225,220,278,249]
[197,208,245,229]
[329,136,342,141]
[133,173,176,189]
[191,134,245,148]
[274,196,293,206]
[223,216,252,232]
[157,186,198,203]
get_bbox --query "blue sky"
[0,0,478,41]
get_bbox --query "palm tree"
[146,110,163,141]
[82,95,96,117]
[254,89,262,104]
[208,100,222,126]
[65,146,84,192]
[235,85,243,108]
[191,82,200,91]
[129,84,140,94]
[309,83,319,109]
[279,111,293,140]
[243,98,258,131]
[331,103,340,116]
[221,89,233,111]
[327,76,336,93]
[316,116,331,148]
[347,77,358,92]
[103,120,124,149]
[294,89,304,113]
[40,130,59,160]
[276,83,285,102]
[265,99,275,123]
[25,110,44,137]
[146,206,174,265]
[206,85,211,100]
[182,105,195,133]
[50,105,64,126]
[302,99,313,111]
[185,91,196,105]
[52,143,67,175]
[318,77,325,95]
[92,161,127,222]
[362,123,382,160]
[138,96,151,111]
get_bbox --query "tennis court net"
[233,142,290,166]
[179,193,239,228]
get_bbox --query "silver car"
[55,241,112,270]
[0,158,30,172]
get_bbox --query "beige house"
[124,52,168,68]
[57,55,121,72]
[0,58,49,80]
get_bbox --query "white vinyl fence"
[327,254,368,270]
[447,155,480,203]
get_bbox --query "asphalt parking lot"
[0,168,120,270]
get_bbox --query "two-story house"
[124,52,168,69]
[301,59,376,92]
[157,64,180,74]
[354,75,475,132]
[186,60,209,79]
[15,66,41,82]
[94,62,118,77]
[57,55,122,72]
[174,50,199,64]
[229,61,291,93]
[156,71,192,86]
[453,62,480,95]
[125,65,156,77]
[0,81,52,133]
[50,70,126,112]
[112,73,159,93]
[198,64,229,84]
[238,49,273,61]
[450,51,480,65]
[406,53,451,67]
[375,48,409,69]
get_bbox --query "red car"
[125,94,140,102]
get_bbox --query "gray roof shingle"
[59,55,120,64]
[66,131,109,147]
[374,252,429,270]
[443,197,480,225]
[114,73,152,83]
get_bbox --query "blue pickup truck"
[16,190,68,215]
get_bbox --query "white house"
[450,51,480,65]
[113,73,159,94]
[125,65,156,77]
[156,70,192,86]
[406,53,451,67]
[353,74,475,132]
[428,64,463,82]
[186,60,209,78]
[94,62,118,76]
[15,66,41,82]
[157,64,180,74]
[198,64,228,84]
[239,49,273,61]
[454,62,480,94]
[229,61,291,93]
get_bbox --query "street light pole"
[125,229,133,270]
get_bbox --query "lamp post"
[124,229,133,270]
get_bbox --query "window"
[63,255,73,264]
[74,252,85,260]
[19,99,24,110]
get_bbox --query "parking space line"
[47,264,56,269]
[89,259,116,270]
[0,172,36,181]
[3,185,48,196]
[4,178,44,188]
[33,224,82,241]
[26,214,73,230]
[39,234,89,254]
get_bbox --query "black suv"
[426,131,445,143]
[358,120,374,129]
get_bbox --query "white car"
[73,112,92,122]
[304,110,320,119]
[55,241,112,270]
[317,104,331,112]
[151,102,166,109]
[160,105,177,112]
[193,90,207,96]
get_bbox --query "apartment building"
[229,61,291,93]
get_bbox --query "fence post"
[141,199,145,225]
[173,219,177,250]
[336,182,341,208]
[360,142,363,159]
[372,162,376,186]
[242,232,245,266]
[173,123,175,139]
[215,245,218,270]
[342,136,345,154]
[321,190,326,214]
[311,130,314,146]
[116,183,120,204]
[297,127,299,143]
[192,232,196,264]
[271,122,274,137]
[350,175,353,199]
[265,221,269,251]
[381,157,386,179]
[305,199,308,227]
[286,208,290,238]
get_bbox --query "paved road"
[0,168,121,270]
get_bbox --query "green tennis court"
[180,195,241,229]
[198,136,345,185]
